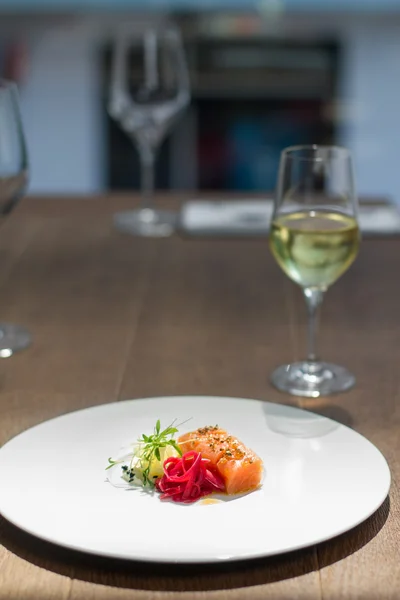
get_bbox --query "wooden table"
[0,195,399,600]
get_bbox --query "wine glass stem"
[139,145,156,211]
[303,288,324,363]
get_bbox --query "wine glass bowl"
[269,145,360,397]
[0,80,28,216]
[0,79,31,356]
[109,24,190,237]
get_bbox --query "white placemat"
[180,199,400,237]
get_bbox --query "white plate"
[0,396,390,564]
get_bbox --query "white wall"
[338,22,400,202]
[16,16,400,202]
[19,24,105,194]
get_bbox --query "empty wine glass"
[269,145,360,397]
[109,22,190,237]
[0,79,30,357]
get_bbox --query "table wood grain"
[0,195,398,600]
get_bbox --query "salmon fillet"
[178,426,263,495]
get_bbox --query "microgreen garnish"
[105,457,124,471]
[105,418,191,488]
[137,419,183,487]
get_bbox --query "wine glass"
[269,145,360,397]
[109,22,190,237]
[0,79,30,357]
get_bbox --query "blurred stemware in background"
[0,79,30,357]
[269,145,360,398]
[109,21,190,237]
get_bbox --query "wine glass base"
[0,323,31,357]
[113,209,177,238]
[270,361,355,398]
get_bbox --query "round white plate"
[0,396,390,563]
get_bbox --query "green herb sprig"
[106,457,122,470]
[138,419,182,487]
[105,418,190,486]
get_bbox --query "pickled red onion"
[155,450,225,503]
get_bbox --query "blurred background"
[1,0,399,201]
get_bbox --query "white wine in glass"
[269,145,360,397]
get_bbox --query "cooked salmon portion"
[178,426,263,495]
